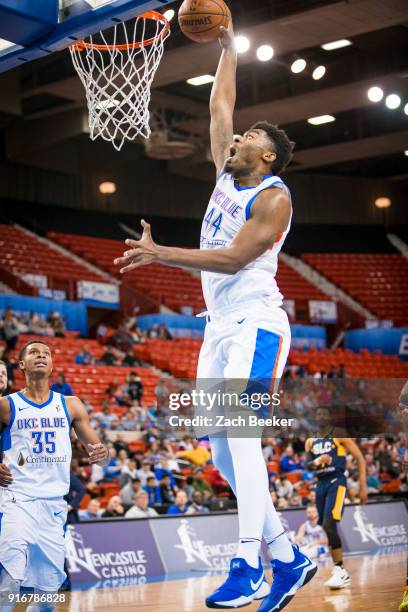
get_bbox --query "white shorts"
[197,303,291,381]
[0,491,67,591]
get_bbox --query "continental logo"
[18,452,25,466]
[180,16,213,26]
[16,454,68,466]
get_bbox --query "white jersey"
[2,390,72,499]
[303,520,325,545]
[200,172,291,312]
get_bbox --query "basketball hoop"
[70,11,170,151]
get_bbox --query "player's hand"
[0,464,12,487]
[359,484,368,505]
[114,220,159,273]
[88,443,109,466]
[219,18,234,50]
[318,454,332,466]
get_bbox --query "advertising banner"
[65,520,164,588]
[77,280,119,309]
[345,328,408,359]
[309,300,338,323]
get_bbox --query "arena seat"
[0,225,105,299]
[302,253,408,326]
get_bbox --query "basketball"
[178,0,230,43]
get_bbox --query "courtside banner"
[76,280,120,309]
[65,520,164,587]
[338,500,408,554]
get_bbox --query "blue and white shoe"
[206,557,270,609]
[258,545,317,612]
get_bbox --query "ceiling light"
[291,59,306,74]
[235,35,250,54]
[0,38,14,51]
[99,182,116,195]
[374,197,391,209]
[385,93,401,110]
[163,9,175,21]
[256,45,274,62]
[312,65,326,80]
[321,39,352,51]
[404,150,408,156]
[187,74,215,86]
[367,86,384,103]
[307,115,335,125]
[404,103,408,116]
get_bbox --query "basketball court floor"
[48,551,404,611]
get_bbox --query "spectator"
[289,493,303,508]
[192,468,214,497]
[65,468,87,524]
[158,324,172,340]
[102,448,121,481]
[122,349,140,367]
[277,497,288,510]
[136,460,155,486]
[79,499,102,521]
[3,310,19,351]
[367,464,381,494]
[120,458,139,488]
[125,491,158,518]
[49,312,66,337]
[94,403,117,427]
[75,345,94,365]
[113,433,131,455]
[99,345,118,366]
[189,491,209,514]
[120,478,142,509]
[126,372,143,403]
[294,505,328,559]
[147,323,160,339]
[177,440,211,466]
[155,457,178,488]
[143,476,162,506]
[279,447,303,473]
[159,474,176,504]
[277,474,293,499]
[101,496,125,518]
[51,372,73,396]
[166,490,191,515]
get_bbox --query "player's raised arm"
[209,20,237,176]
[339,438,368,504]
[66,396,109,466]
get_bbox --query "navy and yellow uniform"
[309,437,347,524]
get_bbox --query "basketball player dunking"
[305,406,367,590]
[115,20,317,612]
[0,341,109,612]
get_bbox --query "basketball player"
[115,19,317,612]
[0,340,109,612]
[294,504,328,559]
[305,406,367,590]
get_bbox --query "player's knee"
[323,516,342,550]
[0,567,21,593]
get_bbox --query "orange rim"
[71,10,170,52]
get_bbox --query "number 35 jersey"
[200,172,292,313]
[2,391,72,499]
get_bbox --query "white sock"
[267,532,295,563]
[236,538,261,568]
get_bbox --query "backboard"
[0,0,175,73]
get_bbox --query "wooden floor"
[52,551,406,611]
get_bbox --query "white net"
[70,12,170,151]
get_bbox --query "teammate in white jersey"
[294,505,328,559]
[114,19,316,612]
[0,340,108,612]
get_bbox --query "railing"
[0,266,37,295]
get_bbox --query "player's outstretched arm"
[209,20,236,176]
[114,188,291,275]
[340,438,368,504]
[66,396,109,466]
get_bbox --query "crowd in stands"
[0,307,406,524]
[0,308,67,351]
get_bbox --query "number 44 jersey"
[200,172,292,313]
[2,391,72,499]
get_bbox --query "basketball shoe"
[258,545,317,612]
[205,557,269,608]
[324,565,351,589]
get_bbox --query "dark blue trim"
[0,512,3,534]
[1,396,16,452]
[17,390,54,409]
[60,394,71,429]
[245,182,284,220]
[233,174,275,192]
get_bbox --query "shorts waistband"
[197,299,283,321]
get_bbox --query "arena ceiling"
[0,0,407,183]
